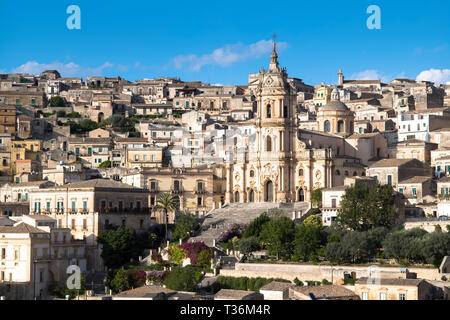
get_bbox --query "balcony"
[98,207,150,214]
[194,188,206,195]
[149,186,160,193]
[171,187,184,194]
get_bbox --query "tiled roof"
[55,178,145,191]
[357,277,423,287]
[369,159,418,168]
[260,281,295,291]
[290,285,359,299]
[215,289,260,299]
[398,176,432,184]
[114,285,175,298]
[0,222,48,234]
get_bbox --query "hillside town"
[0,42,449,301]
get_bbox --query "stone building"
[122,166,226,220]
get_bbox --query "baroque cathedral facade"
[224,41,368,204]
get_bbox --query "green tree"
[164,267,202,291]
[49,96,65,107]
[310,188,323,208]
[259,217,295,259]
[242,213,271,239]
[238,236,261,256]
[197,249,214,269]
[294,223,323,261]
[99,160,111,168]
[98,227,140,269]
[155,193,177,242]
[382,228,428,264]
[421,231,450,267]
[172,213,200,242]
[336,183,397,231]
[109,269,146,294]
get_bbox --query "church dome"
[320,100,349,111]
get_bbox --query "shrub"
[169,244,186,265]
[218,223,248,243]
[196,249,213,269]
[163,267,203,292]
[294,277,303,286]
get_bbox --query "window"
[387,175,393,185]
[197,181,204,191]
[197,197,202,206]
[266,136,272,152]
[412,188,417,197]
[399,293,406,300]
[83,219,87,230]
[336,170,340,176]
[299,169,304,176]
[83,200,87,212]
[266,104,271,118]
[249,170,255,178]
[362,292,368,300]
[71,201,76,211]
[337,120,344,133]
[324,120,331,133]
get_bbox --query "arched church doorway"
[298,188,305,202]
[265,180,273,202]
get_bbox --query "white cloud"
[416,69,450,84]
[172,40,288,71]
[11,61,115,77]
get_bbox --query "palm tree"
[155,193,177,242]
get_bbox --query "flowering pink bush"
[178,241,209,265]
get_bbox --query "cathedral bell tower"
[254,36,298,203]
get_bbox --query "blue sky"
[0,0,449,85]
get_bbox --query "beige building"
[396,139,438,163]
[122,166,226,220]
[355,277,439,300]
[398,176,434,205]
[367,159,433,187]
[0,215,87,300]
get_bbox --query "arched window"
[299,169,304,176]
[344,171,349,176]
[266,136,272,152]
[266,104,272,118]
[210,101,214,109]
[337,120,344,133]
[249,170,255,178]
[324,120,331,132]
[353,171,357,176]
[336,170,340,176]
[361,172,366,176]
[173,180,180,191]
[283,105,288,118]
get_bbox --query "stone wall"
[219,263,440,282]
[404,220,450,233]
